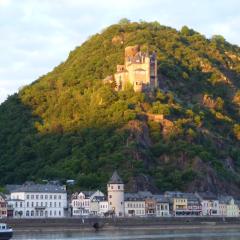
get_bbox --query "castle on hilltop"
[105,45,158,92]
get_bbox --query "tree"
[118,18,130,25]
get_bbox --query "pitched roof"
[108,171,123,184]
[153,194,169,203]
[11,183,66,193]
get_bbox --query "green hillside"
[0,20,240,194]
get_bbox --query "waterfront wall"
[1,217,240,231]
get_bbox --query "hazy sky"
[0,0,239,103]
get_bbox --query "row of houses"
[1,171,240,218]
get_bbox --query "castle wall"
[112,46,158,92]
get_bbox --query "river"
[12,228,240,240]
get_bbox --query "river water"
[12,228,240,240]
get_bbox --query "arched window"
[26,210,29,217]
[31,210,34,216]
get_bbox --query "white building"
[99,200,109,216]
[196,193,219,216]
[124,193,145,217]
[71,190,104,216]
[219,196,239,217]
[154,195,170,217]
[10,183,67,218]
[107,171,125,217]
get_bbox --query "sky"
[0,0,240,104]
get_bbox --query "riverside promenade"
[2,217,240,232]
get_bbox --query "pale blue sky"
[0,0,239,103]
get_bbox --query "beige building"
[113,45,158,92]
[107,171,125,217]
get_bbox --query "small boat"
[0,223,13,240]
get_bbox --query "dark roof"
[153,195,169,203]
[125,193,145,201]
[137,191,153,198]
[195,192,218,201]
[218,196,234,204]
[11,183,66,193]
[108,171,123,184]
[0,193,6,200]
[5,184,22,193]
[92,196,106,202]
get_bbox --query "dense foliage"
[0,21,240,194]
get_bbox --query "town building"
[184,193,202,216]
[0,193,7,218]
[98,199,109,217]
[107,171,125,217]
[9,182,67,218]
[154,195,170,217]
[195,192,219,216]
[71,190,104,216]
[219,196,239,217]
[105,45,158,92]
[124,193,146,217]
[165,192,188,216]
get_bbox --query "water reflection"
[12,228,240,240]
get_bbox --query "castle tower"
[107,171,124,217]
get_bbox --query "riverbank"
[1,217,240,232]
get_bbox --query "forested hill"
[0,20,240,195]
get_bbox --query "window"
[26,211,29,216]
[40,195,43,199]
[59,211,61,216]
[32,202,34,207]
[111,186,113,189]
[109,195,112,199]
[27,202,29,207]
[36,195,39,200]
[31,195,34,199]
[59,202,61,207]
[58,195,61,200]
[54,195,57,200]
[118,186,120,190]
[31,210,34,216]
[50,195,52,199]
[45,195,48,199]
[26,195,30,199]
[54,202,56,208]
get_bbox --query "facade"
[0,193,7,218]
[227,199,239,217]
[196,193,219,216]
[124,193,145,217]
[145,198,156,216]
[155,195,170,217]
[107,171,125,217]
[112,45,158,92]
[71,190,104,216]
[99,200,109,216]
[184,193,202,216]
[10,183,67,218]
[165,192,188,216]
